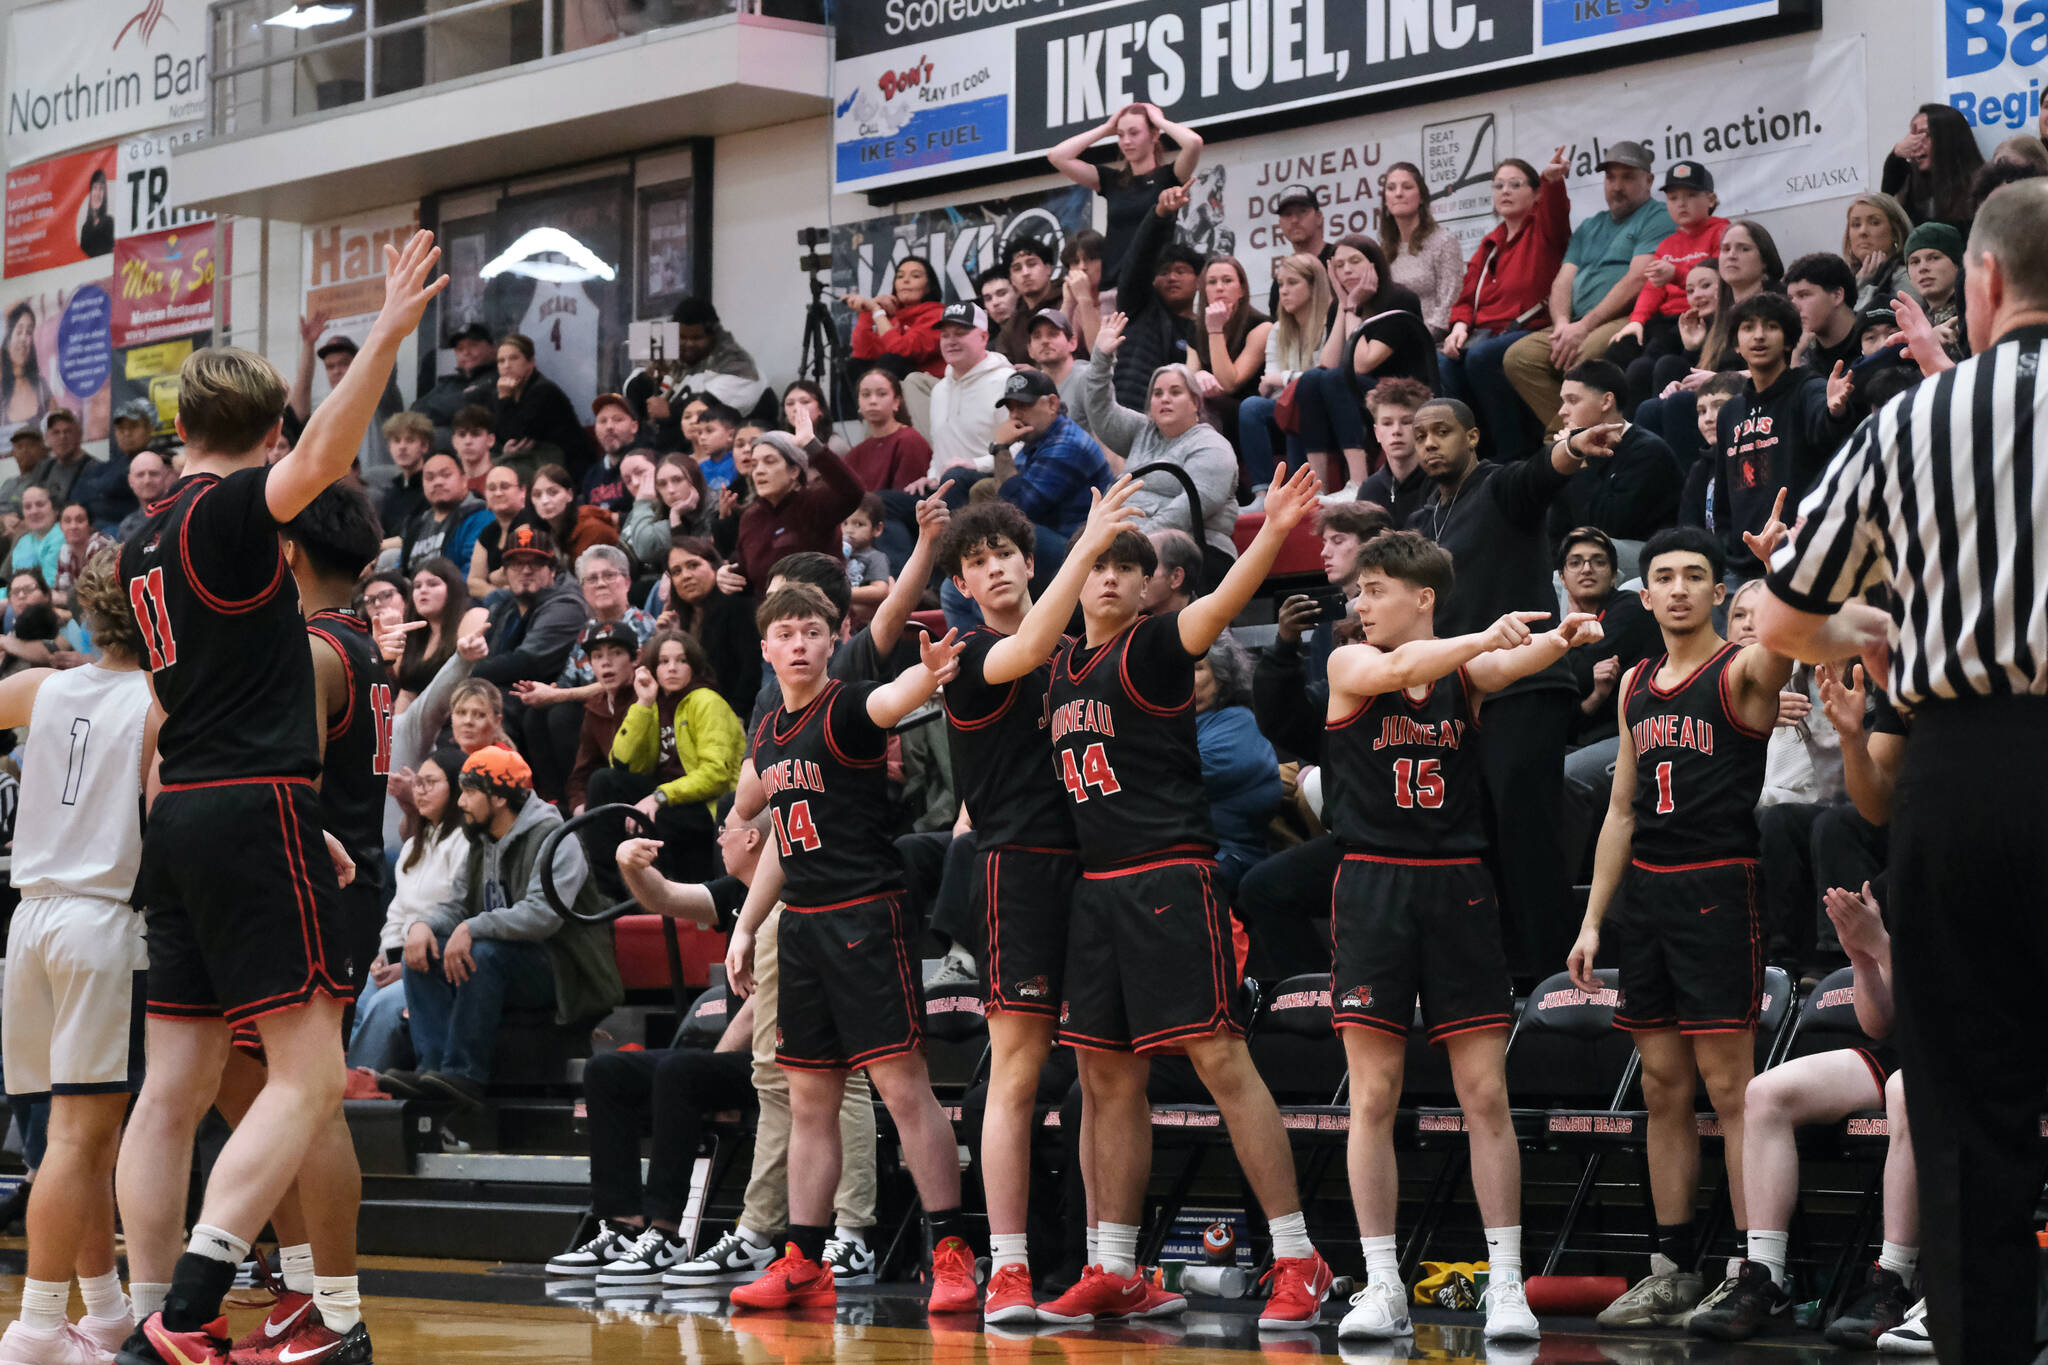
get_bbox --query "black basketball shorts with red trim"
[974,846,1079,1018]
[1059,856,1242,1054]
[1330,854,1513,1043]
[775,890,923,1072]
[1612,858,1762,1035]
[140,779,353,1026]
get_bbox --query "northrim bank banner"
[832,0,1813,190]
[5,0,210,164]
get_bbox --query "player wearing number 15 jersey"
[113,233,445,1365]
[1320,530,1603,1345]
[1566,525,1791,1330]
[1038,462,1336,1332]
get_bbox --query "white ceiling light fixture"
[264,4,355,29]
[479,228,618,284]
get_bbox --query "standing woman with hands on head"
[1048,102,1204,296]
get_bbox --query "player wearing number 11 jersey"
[1322,530,1603,1345]
[1566,524,1792,1330]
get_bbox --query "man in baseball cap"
[989,365,1110,544]
[475,522,591,692]
[1597,140,1654,175]
[583,394,639,513]
[928,299,1015,494]
[412,322,500,451]
[393,739,617,1107]
[1269,184,1333,316]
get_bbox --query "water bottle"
[1180,1265,1251,1297]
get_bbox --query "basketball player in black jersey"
[1567,515,1794,1331]
[114,233,444,1365]
[935,481,1141,1323]
[1325,530,1603,1344]
[722,585,976,1315]
[1038,463,1337,1330]
[204,484,393,1365]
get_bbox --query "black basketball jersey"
[1324,665,1486,856]
[1046,611,1214,870]
[306,609,395,860]
[750,678,901,906]
[943,626,1074,850]
[1624,641,1771,863]
[119,467,321,785]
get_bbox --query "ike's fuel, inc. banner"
[833,0,1813,190]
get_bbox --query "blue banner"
[1542,0,1779,44]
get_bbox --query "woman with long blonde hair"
[1234,254,1331,490]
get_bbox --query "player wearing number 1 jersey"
[113,233,446,1365]
[1320,531,1603,1345]
[1039,464,1337,1331]
[936,484,1140,1323]
[722,585,979,1316]
[1567,524,1792,1331]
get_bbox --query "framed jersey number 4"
[130,567,177,669]
[771,800,822,857]
[1059,742,1121,802]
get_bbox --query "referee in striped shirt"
[1756,178,2048,1364]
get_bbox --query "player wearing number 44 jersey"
[1323,530,1605,1345]
[723,585,980,1316]
[114,231,446,1365]
[1039,463,1335,1331]
[1568,519,1793,1331]
[935,481,1143,1324]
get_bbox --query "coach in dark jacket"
[1407,400,1620,978]
[473,525,590,688]
[1108,186,1206,413]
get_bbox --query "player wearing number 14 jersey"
[1567,525,1792,1330]
[1320,531,1603,1345]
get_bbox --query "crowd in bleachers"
[0,95,2031,1347]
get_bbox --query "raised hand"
[1542,143,1569,182]
[375,616,425,661]
[1275,593,1321,646]
[1073,475,1143,557]
[1154,184,1191,218]
[1825,359,1853,418]
[1823,880,1887,960]
[1094,312,1128,358]
[790,407,816,450]
[1555,612,1605,648]
[1742,486,1791,566]
[375,230,449,338]
[632,665,659,706]
[1261,461,1323,533]
[1570,422,1627,461]
[919,626,966,683]
[456,630,488,662]
[915,480,953,538]
[299,311,330,348]
[1482,610,1554,652]
[1819,661,1867,739]
[1889,292,1953,376]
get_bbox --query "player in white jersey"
[0,545,160,1365]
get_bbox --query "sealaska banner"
[833,0,1815,190]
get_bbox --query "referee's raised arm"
[1756,178,2048,1365]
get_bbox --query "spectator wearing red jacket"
[1441,147,1573,459]
[847,256,944,433]
[1606,159,1730,413]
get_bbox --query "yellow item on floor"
[1412,1260,1491,1306]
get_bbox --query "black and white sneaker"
[546,1220,640,1277]
[597,1225,688,1285]
[662,1228,776,1287]
[824,1233,877,1284]
[1875,1296,1935,1355]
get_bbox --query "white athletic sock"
[1879,1241,1919,1281]
[1747,1229,1789,1289]
[79,1268,127,1321]
[313,1275,361,1334]
[186,1224,250,1267]
[279,1242,316,1295]
[1484,1226,1523,1286]
[130,1283,169,1320]
[1268,1211,1313,1262]
[989,1233,1029,1274]
[1361,1234,1400,1290]
[736,1224,771,1249]
[1097,1222,1139,1278]
[832,1226,867,1248]
[18,1278,68,1332]
[1085,1226,1100,1266]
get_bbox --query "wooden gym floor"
[0,1250,1886,1363]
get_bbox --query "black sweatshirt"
[1405,449,1577,699]
[1712,364,1855,577]
[1546,423,1683,544]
